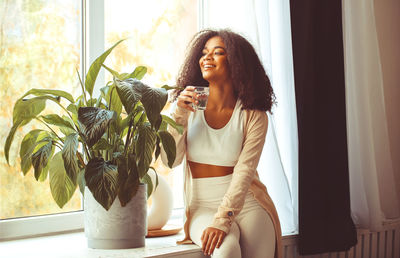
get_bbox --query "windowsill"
[0,230,301,258]
[0,230,207,258]
[0,223,300,258]
[0,206,299,258]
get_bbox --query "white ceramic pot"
[84,184,147,249]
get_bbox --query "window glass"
[0,0,82,219]
[104,0,198,208]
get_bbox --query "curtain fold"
[342,0,400,231]
[289,0,357,254]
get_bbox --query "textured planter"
[84,184,147,249]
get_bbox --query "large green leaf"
[85,39,125,97]
[85,157,118,210]
[77,168,86,195]
[161,85,184,91]
[41,114,76,130]
[116,156,128,195]
[115,78,142,114]
[161,114,184,134]
[105,84,123,116]
[92,138,114,151]
[67,103,79,124]
[78,107,116,147]
[129,66,147,80]
[117,155,140,206]
[102,64,121,79]
[158,131,176,168]
[140,86,168,128]
[154,114,162,131]
[135,123,156,178]
[116,78,167,126]
[140,173,153,198]
[5,120,24,164]
[59,116,76,136]
[154,137,161,161]
[13,96,59,124]
[22,88,74,103]
[31,138,54,181]
[49,152,77,208]
[62,133,79,182]
[38,162,50,182]
[67,102,79,115]
[19,129,43,175]
[6,95,58,163]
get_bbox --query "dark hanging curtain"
[289,0,357,255]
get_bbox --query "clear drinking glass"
[193,86,209,110]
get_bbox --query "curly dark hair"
[175,29,276,112]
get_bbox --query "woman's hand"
[177,86,198,112]
[201,227,226,256]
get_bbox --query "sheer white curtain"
[202,0,298,235]
[342,0,400,231]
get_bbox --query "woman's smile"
[203,64,216,70]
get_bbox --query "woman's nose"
[204,52,212,60]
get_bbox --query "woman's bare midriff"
[188,160,234,178]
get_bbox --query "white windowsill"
[0,206,300,258]
[0,208,207,258]
[0,230,206,258]
[0,230,301,258]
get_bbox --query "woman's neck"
[207,82,236,111]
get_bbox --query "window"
[1,0,297,240]
[0,0,198,239]
[0,0,83,220]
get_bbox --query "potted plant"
[4,40,182,248]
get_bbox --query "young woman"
[162,29,282,258]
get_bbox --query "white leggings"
[189,174,275,258]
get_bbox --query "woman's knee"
[211,223,241,258]
[189,209,215,245]
[237,208,276,258]
[212,235,241,258]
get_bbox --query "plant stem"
[35,118,64,143]
[78,135,92,161]
[76,68,87,106]
[47,97,76,126]
[124,117,134,156]
[76,152,85,168]
[106,86,118,161]
[83,142,92,160]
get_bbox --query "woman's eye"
[215,51,225,55]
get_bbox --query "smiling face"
[199,36,229,83]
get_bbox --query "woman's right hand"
[177,86,198,112]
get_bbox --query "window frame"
[0,212,84,241]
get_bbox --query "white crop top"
[187,100,244,166]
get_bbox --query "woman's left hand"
[201,227,226,256]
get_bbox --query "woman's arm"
[210,110,269,233]
[160,87,197,167]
